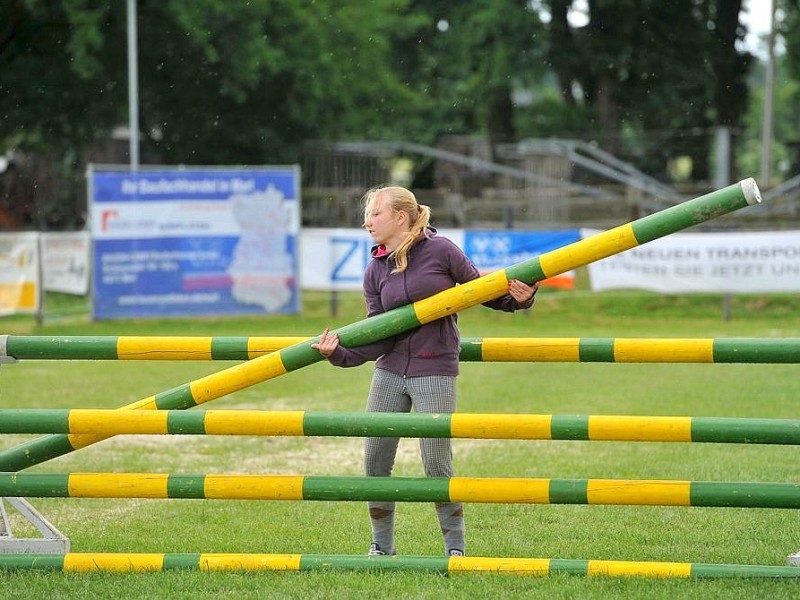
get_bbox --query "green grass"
[0,287,799,598]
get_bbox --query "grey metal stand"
[0,497,70,554]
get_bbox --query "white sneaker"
[448,548,465,557]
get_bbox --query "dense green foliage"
[0,1,774,164]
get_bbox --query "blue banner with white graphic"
[464,230,581,273]
[89,166,300,320]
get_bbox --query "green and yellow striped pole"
[0,335,310,361]
[0,409,798,444]
[0,552,796,578]
[3,335,799,363]
[0,179,762,472]
[0,473,797,508]
[460,337,800,363]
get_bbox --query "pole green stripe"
[166,412,207,435]
[549,479,589,504]
[459,338,484,362]
[0,435,78,472]
[713,338,800,363]
[154,384,199,410]
[690,482,800,508]
[0,555,66,571]
[578,339,615,362]
[550,415,590,440]
[277,340,323,373]
[690,563,800,578]
[691,417,800,444]
[5,336,120,360]
[339,304,423,347]
[505,256,546,283]
[0,182,762,473]
[167,475,207,499]
[550,559,590,575]
[0,473,70,497]
[0,409,71,434]
[0,553,796,577]
[631,182,753,244]
[163,554,203,570]
[302,476,450,502]
[302,412,453,438]
[210,337,250,361]
[300,555,449,572]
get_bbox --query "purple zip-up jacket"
[327,228,534,377]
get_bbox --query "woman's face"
[363,193,409,249]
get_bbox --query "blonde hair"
[362,185,431,273]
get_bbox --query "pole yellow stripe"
[413,271,510,325]
[586,480,691,506]
[481,338,581,362]
[204,410,305,436]
[587,560,692,578]
[67,474,169,498]
[248,337,309,358]
[189,353,287,405]
[450,478,550,503]
[199,553,302,572]
[67,396,160,450]
[118,337,213,360]
[614,339,714,363]
[451,414,552,440]
[539,224,638,277]
[64,553,165,573]
[203,475,304,500]
[449,556,551,574]
[69,410,169,435]
[588,416,692,442]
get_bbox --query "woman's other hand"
[508,279,539,303]
[311,328,340,357]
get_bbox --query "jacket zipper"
[402,268,413,378]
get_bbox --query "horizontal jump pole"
[0,410,798,444]
[0,473,797,508]
[0,552,797,578]
[2,335,799,363]
[0,179,762,473]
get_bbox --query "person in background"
[312,185,538,558]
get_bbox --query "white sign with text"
[583,229,800,293]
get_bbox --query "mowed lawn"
[0,289,798,599]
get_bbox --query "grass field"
[0,286,799,599]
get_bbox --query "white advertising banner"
[41,231,91,295]
[0,232,40,315]
[583,229,800,293]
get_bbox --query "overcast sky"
[741,0,778,58]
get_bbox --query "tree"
[389,0,547,157]
[542,0,752,180]
[0,0,421,163]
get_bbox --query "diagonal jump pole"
[0,179,762,472]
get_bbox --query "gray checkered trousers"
[364,367,465,555]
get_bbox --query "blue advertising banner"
[89,166,300,320]
[464,230,581,288]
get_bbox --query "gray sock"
[368,501,396,554]
[436,501,465,554]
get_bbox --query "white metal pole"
[759,0,777,188]
[127,0,140,170]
